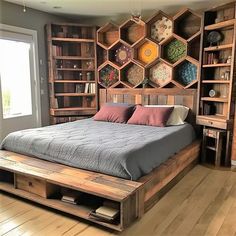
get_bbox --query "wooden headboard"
[99,88,198,127]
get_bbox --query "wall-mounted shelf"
[97,22,119,49]
[96,8,202,90]
[120,19,146,47]
[173,8,201,40]
[146,11,173,44]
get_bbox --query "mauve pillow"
[127,105,174,127]
[93,104,135,123]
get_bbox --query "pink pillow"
[127,105,174,127]
[93,105,134,123]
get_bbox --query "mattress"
[0,119,196,180]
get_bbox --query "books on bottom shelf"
[61,190,83,205]
[89,200,120,222]
[84,83,96,94]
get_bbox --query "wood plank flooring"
[0,165,236,236]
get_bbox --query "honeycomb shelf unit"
[197,2,236,165]
[47,23,98,124]
[96,8,202,89]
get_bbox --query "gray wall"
[0,1,68,126]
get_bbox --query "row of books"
[61,190,120,223]
[75,83,96,94]
[204,52,218,64]
[52,45,63,56]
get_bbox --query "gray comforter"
[0,119,195,180]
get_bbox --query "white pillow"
[144,105,189,126]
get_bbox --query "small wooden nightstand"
[202,127,226,167]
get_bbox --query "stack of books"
[61,190,82,205]
[90,200,120,222]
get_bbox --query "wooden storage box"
[15,174,57,198]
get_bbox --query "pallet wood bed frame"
[0,89,201,231]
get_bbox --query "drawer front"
[196,118,227,129]
[15,174,47,198]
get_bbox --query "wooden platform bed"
[0,89,201,231]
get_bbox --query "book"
[84,83,89,93]
[95,206,119,219]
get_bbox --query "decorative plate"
[164,39,186,64]
[138,41,159,65]
[207,31,223,46]
[151,16,172,43]
[115,45,132,66]
[126,64,144,86]
[149,62,172,86]
[99,65,119,87]
[176,61,197,86]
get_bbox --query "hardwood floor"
[0,165,236,236]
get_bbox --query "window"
[0,39,33,119]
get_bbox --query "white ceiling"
[4,0,231,17]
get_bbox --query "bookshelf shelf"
[204,19,235,30]
[55,93,96,97]
[47,23,98,124]
[204,44,233,52]
[54,80,96,83]
[202,63,231,68]
[51,37,95,43]
[201,97,228,102]
[202,80,230,84]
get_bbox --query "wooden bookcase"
[96,8,202,90]
[197,2,236,165]
[47,23,98,124]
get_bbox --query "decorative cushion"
[93,104,135,123]
[144,105,189,125]
[127,105,174,127]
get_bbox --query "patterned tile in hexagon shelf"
[149,61,172,86]
[175,61,197,86]
[163,39,186,64]
[151,16,172,43]
[125,64,144,86]
[114,44,132,66]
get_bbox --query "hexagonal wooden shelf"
[97,22,119,49]
[98,62,119,88]
[188,34,201,61]
[133,39,159,67]
[120,19,146,47]
[173,57,198,88]
[161,35,187,65]
[97,46,108,67]
[120,61,145,88]
[108,41,132,67]
[148,60,173,88]
[146,11,173,44]
[173,8,201,41]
